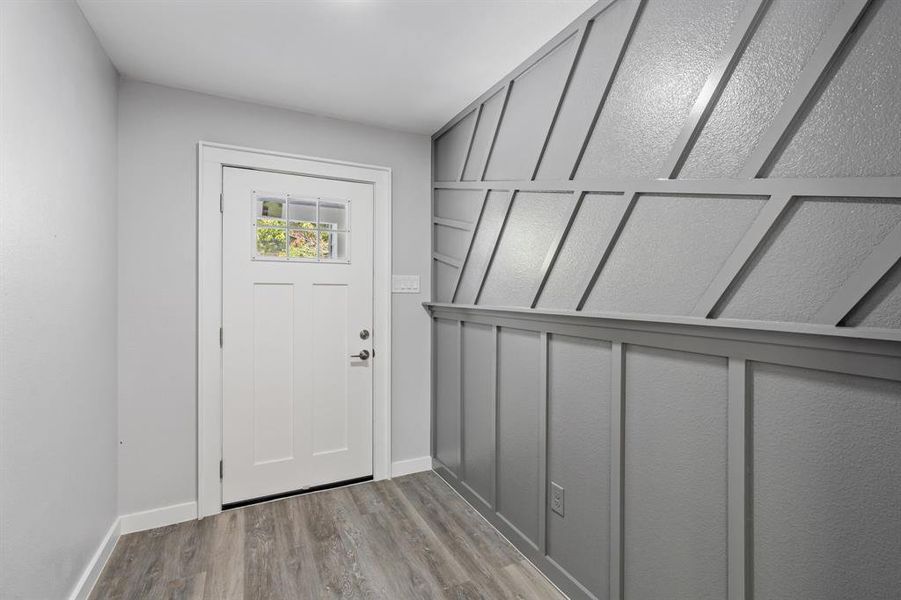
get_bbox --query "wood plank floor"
[90,471,565,599]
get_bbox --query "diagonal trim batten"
[575,190,639,311]
[739,0,874,178]
[450,189,491,303]
[531,26,591,180]
[692,193,795,318]
[531,190,586,308]
[813,220,901,325]
[662,0,772,179]
[569,0,645,180]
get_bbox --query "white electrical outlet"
[391,274,420,294]
[551,482,565,517]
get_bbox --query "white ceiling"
[77,0,594,134]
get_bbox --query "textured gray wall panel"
[434,223,469,261]
[718,198,901,323]
[433,109,476,182]
[434,319,460,473]
[430,0,901,597]
[679,0,843,179]
[496,328,541,546]
[433,188,483,223]
[537,0,641,181]
[769,0,901,178]
[461,322,494,503]
[537,193,631,310]
[547,335,611,598]
[584,195,765,316]
[624,346,727,600]
[462,89,506,182]
[576,0,742,179]
[480,192,576,307]
[843,260,901,329]
[454,191,510,304]
[752,363,901,599]
[484,36,576,181]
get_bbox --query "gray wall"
[430,305,901,600]
[0,2,119,598]
[118,80,431,515]
[431,0,901,326]
[429,0,901,598]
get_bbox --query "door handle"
[351,349,370,360]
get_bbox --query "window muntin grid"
[252,191,350,263]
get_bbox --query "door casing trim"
[197,141,392,518]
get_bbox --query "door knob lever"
[351,349,370,360]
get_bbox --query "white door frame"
[197,141,392,518]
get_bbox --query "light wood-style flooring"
[90,471,565,599]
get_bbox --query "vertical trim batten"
[727,358,750,600]
[457,320,465,481]
[538,332,550,555]
[430,318,437,459]
[609,342,625,600]
[489,325,499,510]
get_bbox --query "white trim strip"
[391,456,434,478]
[119,501,198,535]
[68,519,120,600]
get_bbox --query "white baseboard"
[68,501,197,599]
[391,455,433,477]
[69,518,120,600]
[119,501,197,535]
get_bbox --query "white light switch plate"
[392,274,420,294]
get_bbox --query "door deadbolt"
[359,329,370,340]
[351,349,370,360]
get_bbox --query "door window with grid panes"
[253,192,349,262]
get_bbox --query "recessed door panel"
[310,283,349,456]
[252,283,295,464]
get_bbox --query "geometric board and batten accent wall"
[426,1,901,599]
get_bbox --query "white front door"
[221,166,374,504]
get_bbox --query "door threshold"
[223,475,374,510]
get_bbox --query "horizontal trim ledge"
[424,302,901,353]
[433,216,474,231]
[432,176,901,198]
[433,252,463,268]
